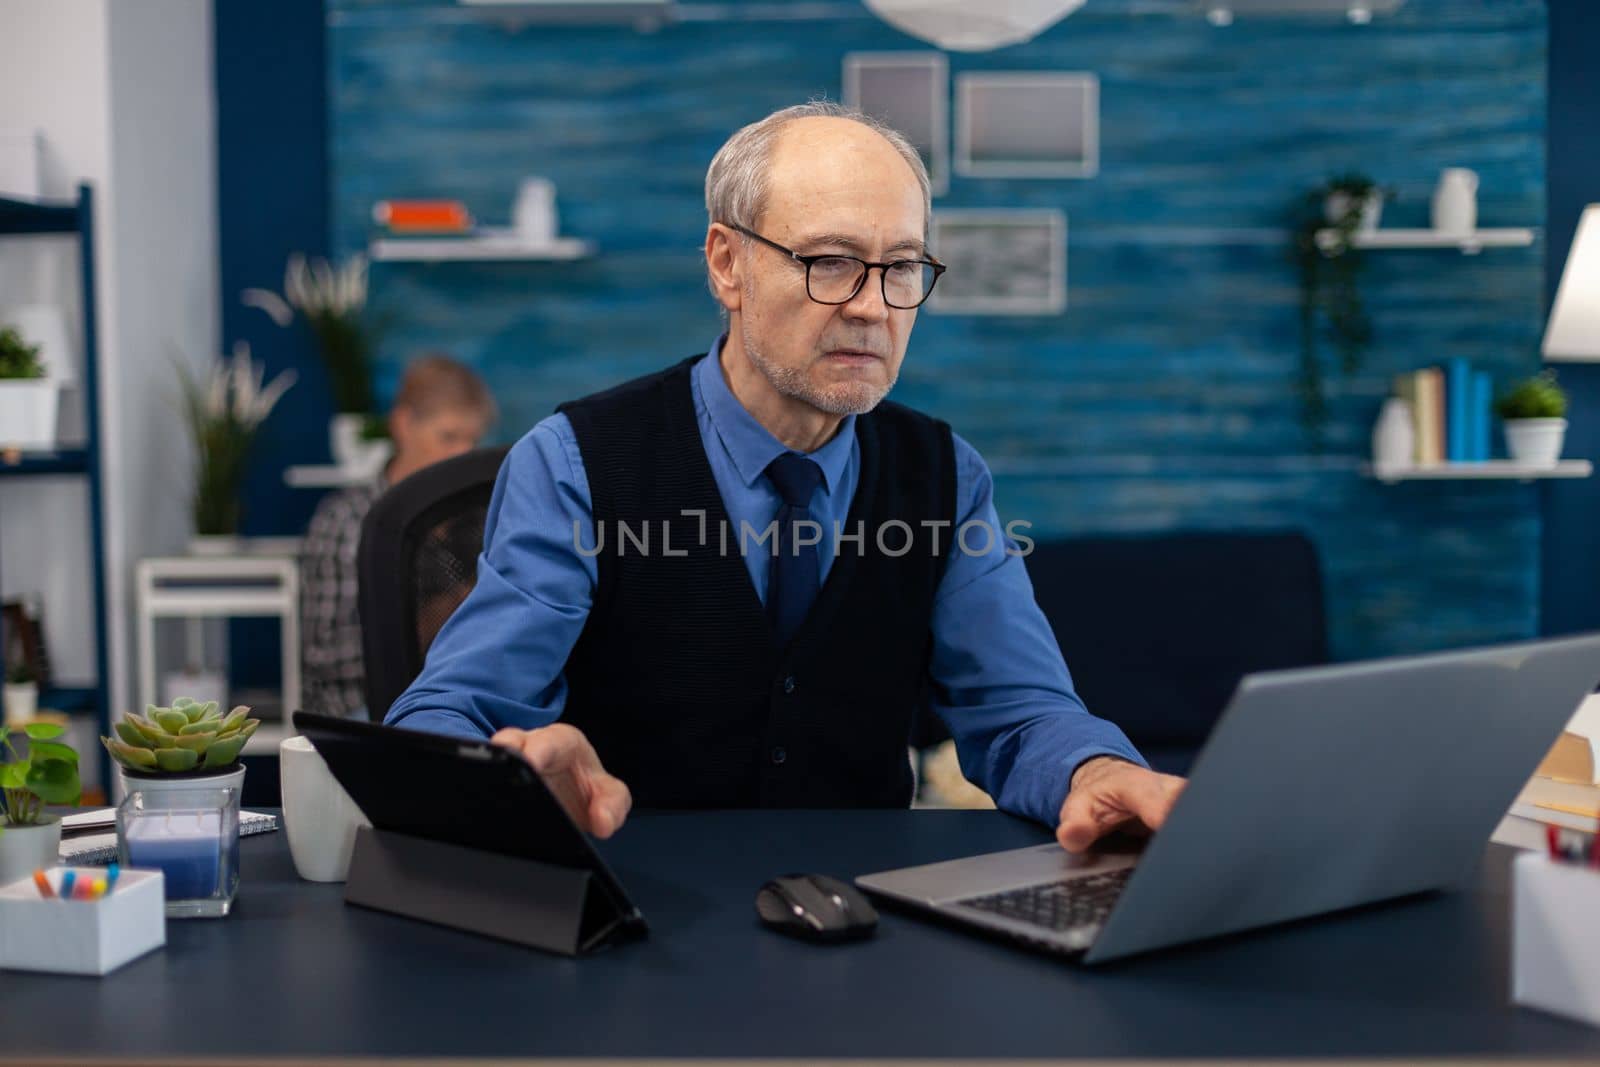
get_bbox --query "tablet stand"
[343,826,638,956]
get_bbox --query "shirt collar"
[697,335,856,495]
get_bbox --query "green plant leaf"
[22,722,64,741]
[202,733,247,768]
[115,720,147,746]
[199,701,220,718]
[154,748,200,772]
[27,741,77,767]
[218,707,249,734]
[24,759,80,804]
[154,710,190,734]
[0,761,28,788]
[172,697,195,709]
[103,737,158,770]
[179,720,222,736]
[174,734,211,752]
[183,704,207,724]
[237,719,260,741]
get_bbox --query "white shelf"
[1367,460,1592,483]
[1315,227,1535,255]
[369,228,595,262]
[285,464,379,489]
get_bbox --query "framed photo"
[955,72,1099,179]
[2,597,52,688]
[843,51,949,196]
[927,209,1067,315]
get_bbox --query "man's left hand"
[1056,757,1186,853]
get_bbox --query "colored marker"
[59,870,76,899]
[32,870,54,899]
[104,863,120,894]
[89,878,108,900]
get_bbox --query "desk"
[7,810,1600,1063]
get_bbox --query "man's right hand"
[490,723,632,839]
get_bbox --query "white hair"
[704,101,932,288]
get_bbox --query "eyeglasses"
[729,224,946,310]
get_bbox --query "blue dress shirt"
[386,340,1147,826]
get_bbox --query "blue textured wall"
[327,0,1548,662]
[1541,0,1600,638]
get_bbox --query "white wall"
[0,0,218,764]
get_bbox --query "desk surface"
[8,809,1600,1062]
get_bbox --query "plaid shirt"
[298,478,386,718]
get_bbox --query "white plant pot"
[1325,190,1385,233]
[0,379,60,450]
[188,535,241,556]
[330,413,365,468]
[115,763,245,807]
[3,681,38,726]
[0,815,61,888]
[1504,418,1567,468]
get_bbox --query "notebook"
[57,809,279,865]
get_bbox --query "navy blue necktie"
[765,452,824,648]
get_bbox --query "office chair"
[357,446,510,721]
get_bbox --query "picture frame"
[927,209,1067,315]
[955,72,1099,179]
[843,51,949,197]
[1,596,52,688]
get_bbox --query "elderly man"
[385,102,1185,852]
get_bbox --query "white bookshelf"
[1315,227,1535,255]
[1366,460,1592,484]
[369,228,595,262]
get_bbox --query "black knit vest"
[557,356,956,809]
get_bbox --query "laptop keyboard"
[956,867,1134,934]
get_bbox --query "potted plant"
[102,698,259,801]
[0,324,57,451]
[1292,174,1394,439]
[1497,370,1568,468]
[242,254,379,468]
[3,662,38,726]
[178,343,296,553]
[0,721,81,886]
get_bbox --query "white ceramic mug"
[279,735,369,882]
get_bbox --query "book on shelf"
[1393,363,1494,467]
[371,199,473,234]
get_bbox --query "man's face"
[391,407,487,472]
[734,118,926,416]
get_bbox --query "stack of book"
[1393,358,1494,465]
[370,199,473,235]
[1494,693,1600,850]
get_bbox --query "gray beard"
[741,322,896,416]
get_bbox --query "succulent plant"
[101,698,259,775]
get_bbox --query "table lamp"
[1544,204,1600,361]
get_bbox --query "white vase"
[3,681,38,726]
[1432,168,1479,235]
[330,413,365,468]
[1372,398,1417,473]
[0,380,60,450]
[1504,418,1566,468]
[512,177,558,243]
[0,815,61,888]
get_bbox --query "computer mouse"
[755,872,879,943]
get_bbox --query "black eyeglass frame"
[728,223,947,310]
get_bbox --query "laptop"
[857,632,1600,965]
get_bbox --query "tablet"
[293,711,646,948]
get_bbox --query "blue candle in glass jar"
[122,811,223,900]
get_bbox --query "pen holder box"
[0,867,165,976]
[1513,850,1600,1027]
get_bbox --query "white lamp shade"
[1544,204,1600,362]
[0,303,76,384]
[863,0,1087,52]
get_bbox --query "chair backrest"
[1024,530,1328,763]
[357,446,510,720]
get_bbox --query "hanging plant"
[1291,173,1391,440]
